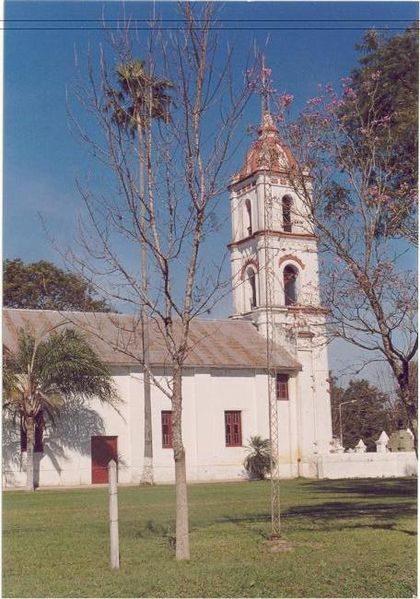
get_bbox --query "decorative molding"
[297,330,315,339]
[240,258,259,280]
[278,254,305,270]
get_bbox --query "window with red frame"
[225,411,242,446]
[161,411,173,448]
[276,373,289,400]
[20,412,44,453]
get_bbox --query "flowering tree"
[347,25,418,243]
[275,67,418,450]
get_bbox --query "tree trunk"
[25,417,35,492]
[141,362,154,484]
[172,366,190,560]
[138,120,154,486]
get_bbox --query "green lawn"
[3,478,417,598]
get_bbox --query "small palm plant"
[243,435,275,480]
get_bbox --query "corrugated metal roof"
[3,308,301,371]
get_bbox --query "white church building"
[3,108,335,488]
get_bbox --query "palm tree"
[3,327,118,491]
[105,59,173,485]
[243,435,275,480]
[111,59,173,131]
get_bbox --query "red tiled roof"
[232,112,297,183]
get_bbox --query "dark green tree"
[342,25,418,242]
[4,259,113,312]
[330,377,393,451]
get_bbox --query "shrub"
[243,435,274,480]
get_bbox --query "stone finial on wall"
[354,439,367,453]
[375,431,390,454]
[329,437,345,453]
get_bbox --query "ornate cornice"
[228,229,318,248]
[287,305,329,315]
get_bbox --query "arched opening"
[245,199,252,236]
[282,196,292,232]
[247,267,257,309]
[283,265,298,305]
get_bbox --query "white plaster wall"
[317,452,417,479]
[313,344,333,454]
[230,192,240,242]
[3,363,333,489]
[3,367,132,487]
[295,347,317,457]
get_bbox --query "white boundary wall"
[316,452,417,479]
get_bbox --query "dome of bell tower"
[231,111,297,185]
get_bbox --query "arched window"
[283,265,298,305]
[245,199,252,236]
[282,196,292,232]
[247,267,257,309]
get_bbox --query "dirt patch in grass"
[263,537,295,552]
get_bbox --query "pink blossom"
[343,86,357,100]
[370,70,381,81]
[273,113,284,123]
[325,83,337,99]
[260,66,272,79]
[306,96,322,106]
[277,93,294,108]
[326,99,345,113]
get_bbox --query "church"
[3,105,333,488]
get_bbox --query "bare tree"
[274,75,418,450]
[68,3,252,560]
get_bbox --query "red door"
[91,436,118,484]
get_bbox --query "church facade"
[3,107,333,488]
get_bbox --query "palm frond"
[3,327,119,427]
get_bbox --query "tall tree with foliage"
[4,259,113,312]
[343,25,418,242]
[69,2,252,559]
[105,59,173,486]
[330,376,393,451]
[274,27,418,451]
[3,326,118,491]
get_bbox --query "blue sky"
[3,1,418,381]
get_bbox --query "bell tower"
[228,68,333,458]
[228,108,324,342]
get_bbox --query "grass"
[3,477,417,598]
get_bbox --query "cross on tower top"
[257,57,278,138]
[260,56,271,117]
